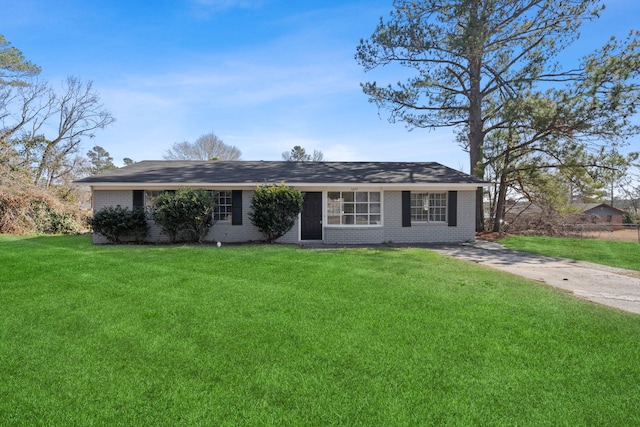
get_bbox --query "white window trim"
[411,192,448,224]
[212,190,232,222]
[325,190,383,227]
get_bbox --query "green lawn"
[499,235,640,270]
[2,235,640,425]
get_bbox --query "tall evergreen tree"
[357,0,640,230]
[87,145,117,174]
[0,34,40,86]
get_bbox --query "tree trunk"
[610,180,614,207]
[493,172,508,232]
[492,145,513,232]
[468,60,485,232]
[33,139,57,185]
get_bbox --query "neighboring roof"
[503,201,627,216]
[75,161,487,186]
[572,203,626,215]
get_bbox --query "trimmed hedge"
[249,183,303,243]
[152,188,216,243]
[91,206,148,243]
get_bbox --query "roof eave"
[85,182,488,191]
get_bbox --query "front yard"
[499,235,640,270]
[1,235,639,425]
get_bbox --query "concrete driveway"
[429,241,640,314]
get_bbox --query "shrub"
[623,212,639,224]
[91,206,148,243]
[0,188,86,235]
[152,188,215,243]
[0,161,88,235]
[45,209,80,234]
[249,183,303,243]
[29,194,82,234]
[0,191,31,234]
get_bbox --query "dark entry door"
[301,192,323,240]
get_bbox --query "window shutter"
[448,191,457,227]
[133,190,144,209]
[231,190,243,225]
[402,191,411,227]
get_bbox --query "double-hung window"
[411,192,447,222]
[213,190,232,221]
[327,191,381,225]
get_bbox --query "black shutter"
[231,190,243,225]
[402,191,411,227]
[448,191,457,227]
[133,190,144,209]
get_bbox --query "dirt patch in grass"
[582,229,640,242]
[476,231,509,241]
[479,229,640,243]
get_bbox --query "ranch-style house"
[75,160,487,245]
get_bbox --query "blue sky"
[1,0,639,170]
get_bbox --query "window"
[213,190,232,221]
[144,190,168,217]
[411,192,447,222]
[327,191,381,225]
[144,190,233,221]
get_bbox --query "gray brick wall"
[324,226,385,245]
[92,190,134,244]
[207,190,298,243]
[91,189,476,245]
[91,189,297,244]
[321,191,475,245]
[380,190,476,244]
[93,190,133,211]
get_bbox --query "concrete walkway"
[429,241,640,314]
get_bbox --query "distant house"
[501,200,627,232]
[573,203,626,226]
[75,161,487,245]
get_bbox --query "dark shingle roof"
[75,161,485,185]
[573,203,626,215]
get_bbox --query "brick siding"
[91,189,476,245]
[323,191,475,245]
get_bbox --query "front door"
[301,192,322,240]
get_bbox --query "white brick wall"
[91,189,476,245]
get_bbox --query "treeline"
[1,34,116,234]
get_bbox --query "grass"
[499,235,640,271]
[1,234,640,425]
